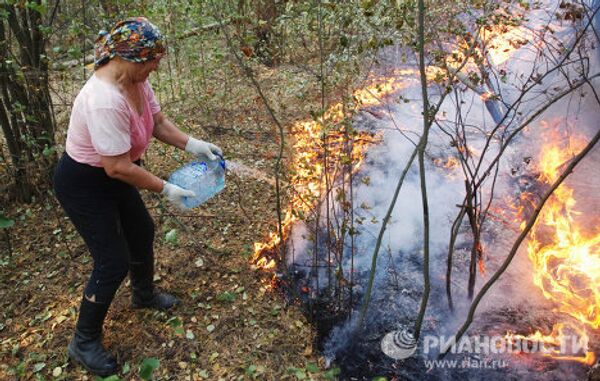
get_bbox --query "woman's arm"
[101,152,164,192]
[152,111,223,160]
[152,111,189,149]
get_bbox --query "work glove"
[161,181,195,209]
[185,136,223,161]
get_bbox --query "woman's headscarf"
[94,17,165,69]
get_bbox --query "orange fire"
[251,76,418,272]
[508,131,598,365]
[506,323,595,365]
[479,23,531,65]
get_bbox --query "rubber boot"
[130,260,180,311]
[67,298,118,377]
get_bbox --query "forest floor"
[0,55,340,380]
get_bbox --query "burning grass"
[505,130,600,365]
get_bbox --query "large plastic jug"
[168,157,226,209]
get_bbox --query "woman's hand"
[161,181,195,209]
[185,137,223,161]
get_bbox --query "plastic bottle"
[168,157,226,209]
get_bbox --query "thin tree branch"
[212,2,287,269]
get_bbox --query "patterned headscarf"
[94,17,165,69]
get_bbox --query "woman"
[53,17,221,376]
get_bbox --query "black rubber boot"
[131,290,180,311]
[67,298,118,377]
[130,260,180,311]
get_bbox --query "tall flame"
[529,135,600,327]
[511,132,598,365]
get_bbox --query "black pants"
[53,153,155,304]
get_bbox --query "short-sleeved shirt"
[65,74,161,167]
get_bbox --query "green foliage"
[286,362,339,380]
[323,367,341,380]
[305,362,319,373]
[165,228,178,244]
[287,366,308,380]
[245,364,267,378]
[167,316,185,335]
[25,1,47,15]
[139,358,160,380]
[0,214,14,229]
[216,291,236,302]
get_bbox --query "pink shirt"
[65,74,161,167]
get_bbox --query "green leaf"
[287,367,308,379]
[306,362,319,373]
[32,362,45,372]
[372,377,387,381]
[340,35,349,47]
[323,367,341,380]
[167,316,182,328]
[165,229,178,244]
[14,360,26,376]
[0,214,14,229]
[245,364,257,376]
[42,145,55,157]
[122,361,131,374]
[139,358,160,380]
[216,291,236,302]
[198,369,209,378]
[25,1,47,15]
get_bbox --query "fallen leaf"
[52,366,62,377]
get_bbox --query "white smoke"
[285,0,600,377]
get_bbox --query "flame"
[505,323,596,365]
[479,23,531,65]
[250,76,417,272]
[528,134,600,327]
[513,132,598,364]
[433,156,460,170]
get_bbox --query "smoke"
[283,0,600,378]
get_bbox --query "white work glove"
[185,136,223,161]
[161,181,195,209]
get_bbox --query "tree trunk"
[0,2,57,202]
